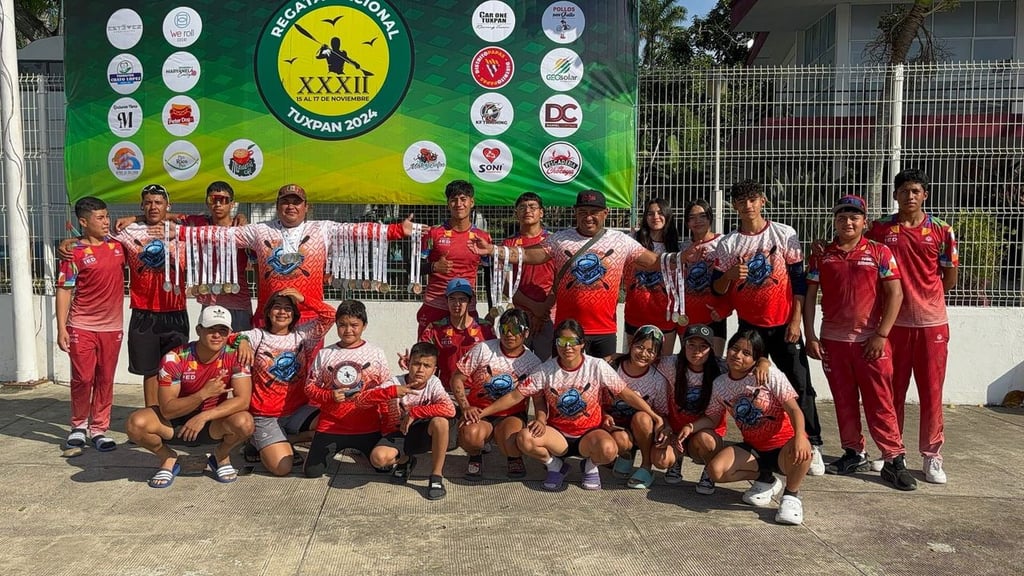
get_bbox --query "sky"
[679,0,718,22]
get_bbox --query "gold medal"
[677,314,689,327]
[411,283,422,295]
[379,282,390,294]
[198,284,210,295]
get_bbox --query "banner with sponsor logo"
[65,1,637,207]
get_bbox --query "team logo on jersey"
[726,388,776,428]
[553,383,590,418]
[471,46,514,89]
[737,246,779,289]
[268,351,300,382]
[565,250,612,289]
[254,0,414,140]
[686,261,713,292]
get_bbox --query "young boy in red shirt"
[866,169,958,484]
[56,197,126,454]
[805,195,916,491]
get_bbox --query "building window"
[804,9,837,66]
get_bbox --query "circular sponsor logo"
[541,47,583,91]
[108,97,142,138]
[472,1,515,43]
[109,141,144,182]
[162,96,201,137]
[107,54,143,95]
[254,0,414,141]
[163,140,202,181]
[471,139,513,183]
[539,141,582,184]
[470,92,514,136]
[107,8,144,50]
[403,141,447,184]
[542,1,585,44]
[162,51,201,93]
[223,139,264,181]
[471,46,514,90]
[163,6,203,47]
[539,94,581,137]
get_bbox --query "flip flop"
[627,467,654,489]
[391,456,417,484]
[148,462,181,489]
[542,461,571,491]
[66,428,87,449]
[612,456,634,478]
[207,454,238,483]
[92,435,117,452]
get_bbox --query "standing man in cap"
[866,169,958,484]
[804,195,917,491]
[415,180,492,338]
[125,306,255,488]
[470,189,667,359]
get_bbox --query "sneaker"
[465,457,483,482]
[741,476,782,507]
[664,460,683,485]
[695,467,715,495]
[923,456,947,484]
[775,494,804,525]
[808,445,825,476]
[881,454,918,491]
[825,448,869,475]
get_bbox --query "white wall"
[4,294,1021,406]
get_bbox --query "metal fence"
[3,62,1023,305]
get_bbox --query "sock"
[757,468,775,483]
[583,458,599,475]
[783,488,799,498]
[545,456,563,472]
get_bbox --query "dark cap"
[832,194,867,215]
[277,184,307,202]
[574,189,606,209]
[683,324,715,348]
[445,278,473,298]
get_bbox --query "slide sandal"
[148,463,182,489]
[207,454,238,483]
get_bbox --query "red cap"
[277,184,307,202]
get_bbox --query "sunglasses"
[555,336,582,348]
[500,322,527,336]
[208,196,232,205]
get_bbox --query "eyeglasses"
[516,203,542,213]
[500,322,526,336]
[631,344,657,357]
[555,336,582,348]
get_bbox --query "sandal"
[207,454,238,483]
[391,455,417,484]
[506,457,526,479]
[66,428,87,449]
[612,456,634,479]
[92,435,117,452]
[148,462,181,489]
[580,460,602,490]
[542,461,571,491]
[242,443,261,464]
[627,467,654,489]
[466,457,483,482]
[426,475,447,500]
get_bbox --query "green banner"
[65,1,638,207]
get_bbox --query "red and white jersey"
[866,214,958,328]
[808,237,901,343]
[113,223,186,312]
[305,341,392,435]
[656,356,728,437]
[542,228,646,335]
[240,305,334,417]
[359,374,457,434]
[182,214,252,311]
[681,234,733,325]
[706,366,797,452]
[456,340,542,416]
[601,362,669,424]
[624,240,674,330]
[422,223,492,311]
[714,221,802,328]
[502,230,555,313]
[57,240,125,333]
[421,318,495,391]
[518,354,626,438]
[158,342,250,412]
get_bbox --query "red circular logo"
[471,47,515,89]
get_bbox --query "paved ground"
[0,381,1021,576]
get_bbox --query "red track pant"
[889,324,949,458]
[68,327,122,436]
[821,339,905,460]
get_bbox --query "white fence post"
[36,75,55,296]
[888,63,905,213]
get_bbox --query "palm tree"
[639,0,688,68]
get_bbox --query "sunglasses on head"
[555,336,582,348]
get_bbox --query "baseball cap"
[683,324,715,348]
[445,278,473,298]
[832,195,867,215]
[574,189,607,209]
[277,183,307,202]
[198,306,233,330]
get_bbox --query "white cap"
[197,306,232,329]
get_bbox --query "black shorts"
[559,427,603,458]
[584,333,617,359]
[707,319,727,339]
[383,418,451,457]
[735,442,783,475]
[128,309,189,377]
[304,431,386,478]
[484,412,528,426]
[155,407,216,446]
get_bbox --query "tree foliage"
[639,0,751,69]
[13,0,60,48]
[864,0,960,64]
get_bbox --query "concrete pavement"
[0,382,1021,576]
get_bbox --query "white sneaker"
[742,476,782,507]
[808,445,825,476]
[664,460,683,485]
[695,467,715,495]
[923,456,947,484]
[775,494,804,525]
[870,459,885,472]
